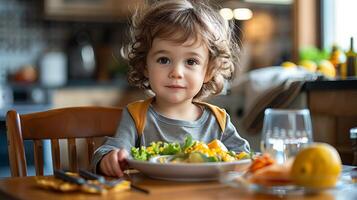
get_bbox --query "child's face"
[146,37,210,104]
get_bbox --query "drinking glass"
[261,108,313,164]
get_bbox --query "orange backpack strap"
[127,97,154,136]
[196,101,227,133]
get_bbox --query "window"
[323,0,357,50]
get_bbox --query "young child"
[92,0,250,177]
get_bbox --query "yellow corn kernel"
[236,151,249,160]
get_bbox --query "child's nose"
[169,64,184,79]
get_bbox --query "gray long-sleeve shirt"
[92,105,250,170]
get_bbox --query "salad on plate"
[128,136,252,181]
[131,135,251,163]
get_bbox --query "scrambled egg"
[184,139,245,162]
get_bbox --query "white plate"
[127,156,251,181]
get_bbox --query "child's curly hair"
[124,0,240,100]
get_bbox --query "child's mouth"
[166,85,185,89]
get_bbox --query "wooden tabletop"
[0,170,356,200]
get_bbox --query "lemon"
[281,61,297,69]
[318,60,336,78]
[299,60,317,72]
[291,143,342,189]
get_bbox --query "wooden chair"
[6,107,122,177]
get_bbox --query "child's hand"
[99,149,128,177]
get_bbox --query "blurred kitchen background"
[0,0,356,177]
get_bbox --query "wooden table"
[0,169,356,200]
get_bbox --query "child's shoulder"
[125,98,154,135]
[195,101,227,132]
[126,98,153,117]
[195,101,226,115]
[127,98,154,110]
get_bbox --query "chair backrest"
[6,106,122,177]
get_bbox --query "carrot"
[248,154,276,173]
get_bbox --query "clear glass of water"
[261,108,313,164]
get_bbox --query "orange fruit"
[291,143,342,189]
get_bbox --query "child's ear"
[204,72,211,83]
[203,64,213,83]
[144,65,149,78]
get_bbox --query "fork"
[54,169,103,193]
[79,169,149,194]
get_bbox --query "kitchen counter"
[304,78,357,90]
[303,78,357,165]
[0,104,52,121]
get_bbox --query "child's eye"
[186,59,199,66]
[157,57,170,64]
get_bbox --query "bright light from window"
[334,0,357,50]
[233,8,253,20]
[219,8,234,20]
